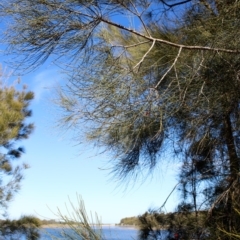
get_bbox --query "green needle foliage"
[0,216,42,240]
[0,70,37,239]
[1,0,240,239]
[0,75,34,216]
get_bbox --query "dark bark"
[224,114,239,180]
[222,113,240,235]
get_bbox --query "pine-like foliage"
[1,0,240,239]
[0,216,41,240]
[0,77,34,215]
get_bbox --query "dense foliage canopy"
[0,216,41,240]
[1,0,240,239]
[0,77,34,216]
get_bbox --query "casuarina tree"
[1,0,240,238]
[0,71,40,239]
[0,75,34,215]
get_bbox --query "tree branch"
[133,40,156,71]
[155,46,182,89]
[101,18,240,54]
[160,0,192,8]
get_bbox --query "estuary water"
[6,226,169,239]
[39,226,139,240]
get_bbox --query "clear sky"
[0,63,180,224]
[0,5,181,221]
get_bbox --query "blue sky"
[0,63,179,224]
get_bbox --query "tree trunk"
[224,114,239,180]
[223,113,240,237]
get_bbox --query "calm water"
[39,226,139,240]
[8,226,168,239]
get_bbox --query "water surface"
[39,226,138,240]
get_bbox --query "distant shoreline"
[41,224,69,228]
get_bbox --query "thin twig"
[159,182,180,211]
[133,40,156,71]
[111,40,151,49]
[155,47,182,89]
[128,0,151,36]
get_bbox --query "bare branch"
[160,0,192,8]
[101,18,240,54]
[110,40,151,49]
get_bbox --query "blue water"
[39,226,139,240]
[3,226,169,239]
